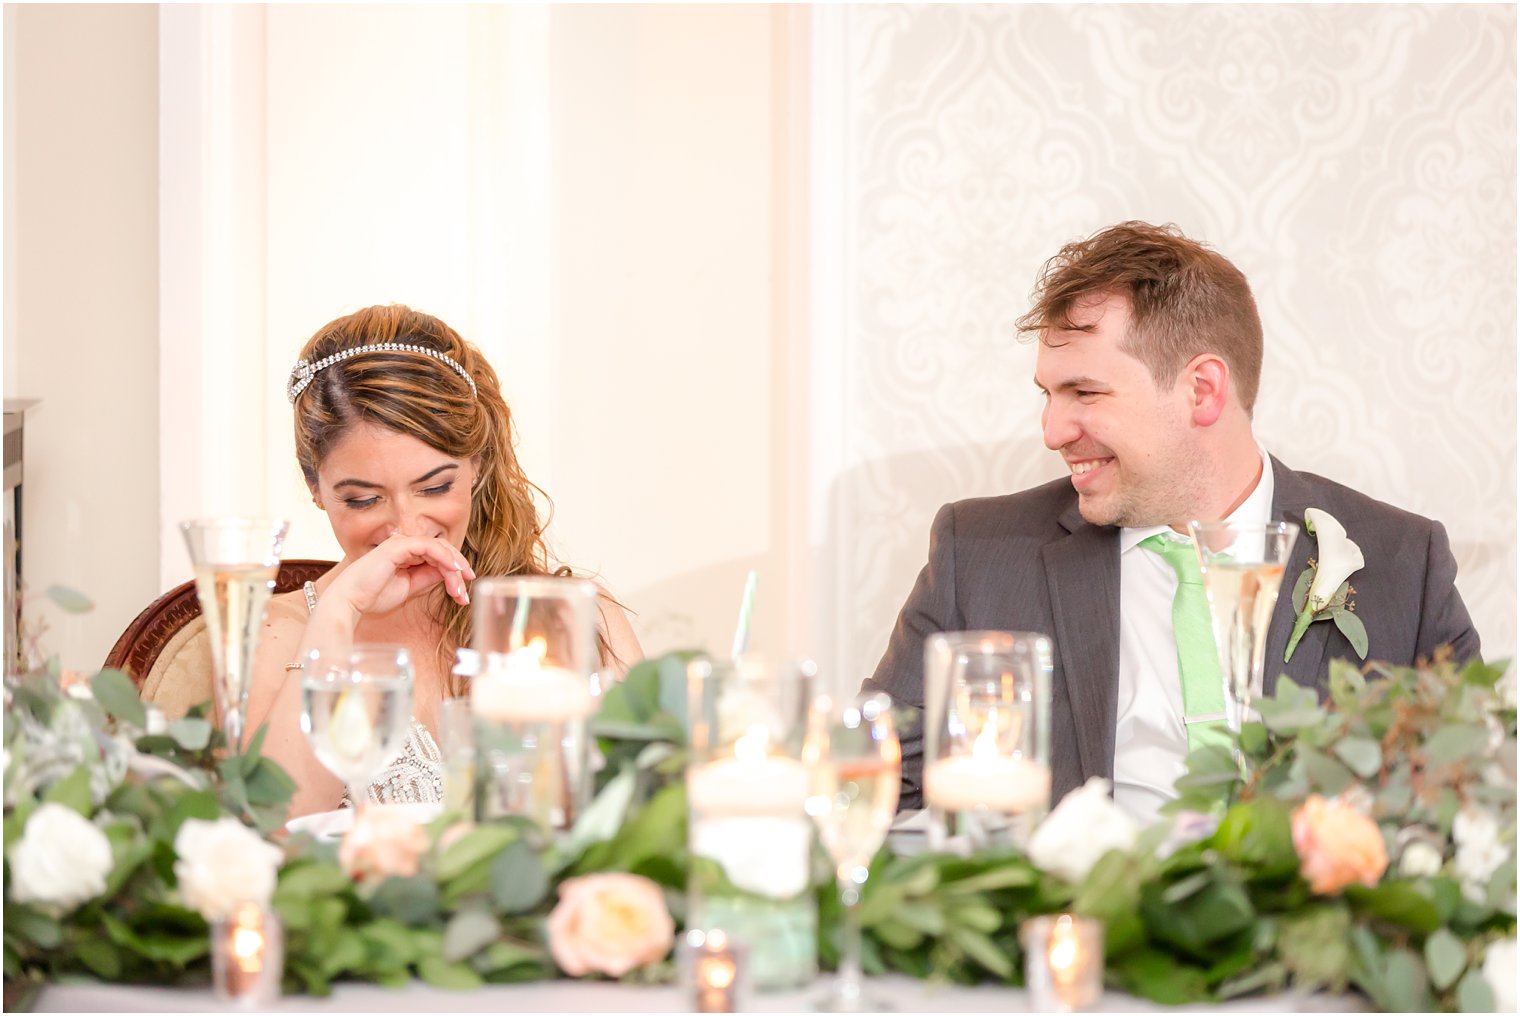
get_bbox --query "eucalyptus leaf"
[1330,608,1369,660]
[41,765,93,815]
[1455,967,1497,1012]
[1331,735,1382,778]
[367,875,441,925]
[167,717,213,751]
[490,839,549,914]
[443,905,501,962]
[90,669,146,729]
[1425,724,1485,767]
[1423,927,1467,991]
[1290,566,1313,615]
[1382,946,1432,1013]
[45,585,94,614]
[563,765,637,858]
[437,824,518,883]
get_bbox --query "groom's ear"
[1183,353,1231,427]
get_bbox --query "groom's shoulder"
[1281,464,1445,533]
[941,476,1077,539]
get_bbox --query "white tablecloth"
[36,975,1365,1012]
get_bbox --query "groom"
[864,221,1480,825]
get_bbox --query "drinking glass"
[180,518,289,749]
[300,645,414,809]
[1187,521,1300,736]
[922,631,1052,851]
[802,691,900,1012]
[439,696,475,816]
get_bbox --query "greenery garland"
[3,634,1515,1012]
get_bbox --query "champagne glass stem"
[835,865,866,1003]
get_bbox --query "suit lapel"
[1042,502,1121,783]
[1264,458,1331,695]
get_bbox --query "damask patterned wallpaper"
[821,5,1516,683]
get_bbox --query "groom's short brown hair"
[1016,221,1264,412]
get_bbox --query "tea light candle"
[687,725,809,817]
[686,928,743,1013]
[470,638,594,722]
[1022,913,1102,1012]
[213,903,283,1007]
[924,752,1050,813]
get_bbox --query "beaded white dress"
[304,582,444,806]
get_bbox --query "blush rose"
[546,873,675,978]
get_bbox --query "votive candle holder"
[212,902,283,1008]
[1022,913,1103,1012]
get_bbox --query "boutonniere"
[1284,508,1368,663]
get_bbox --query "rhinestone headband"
[286,342,478,404]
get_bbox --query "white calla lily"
[1304,508,1364,612]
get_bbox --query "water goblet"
[802,691,900,1012]
[300,645,414,809]
[1187,520,1300,737]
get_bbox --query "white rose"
[1026,777,1138,883]
[1397,840,1443,879]
[7,803,115,913]
[1484,937,1517,1013]
[1453,806,1510,902]
[690,816,811,899]
[1303,509,1365,612]
[1495,663,1517,711]
[173,817,284,921]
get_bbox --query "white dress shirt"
[1112,446,1274,827]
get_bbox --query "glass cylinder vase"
[686,655,817,991]
[922,631,1053,852]
[469,576,599,831]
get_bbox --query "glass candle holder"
[469,576,598,830]
[439,695,475,818]
[683,927,748,1013]
[922,631,1052,851]
[686,654,817,991]
[1021,913,1103,1012]
[212,902,283,1008]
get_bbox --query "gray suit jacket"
[864,457,1482,810]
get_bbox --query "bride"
[246,304,642,819]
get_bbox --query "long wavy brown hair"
[290,304,597,693]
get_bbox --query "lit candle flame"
[1048,914,1080,982]
[230,909,265,973]
[972,714,1001,759]
[734,723,771,763]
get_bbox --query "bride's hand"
[324,535,476,618]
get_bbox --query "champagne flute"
[803,691,900,1012]
[1187,520,1300,737]
[180,518,289,749]
[300,645,414,810]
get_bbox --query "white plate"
[285,802,443,841]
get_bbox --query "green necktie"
[1140,534,1230,753]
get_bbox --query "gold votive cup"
[1021,913,1103,1012]
[212,902,283,1008]
[684,927,747,1013]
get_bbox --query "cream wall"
[4,4,1514,680]
[813,4,1517,684]
[3,4,161,670]
[157,5,795,667]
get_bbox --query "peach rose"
[338,806,430,883]
[546,873,675,977]
[1292,793,1389,895]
